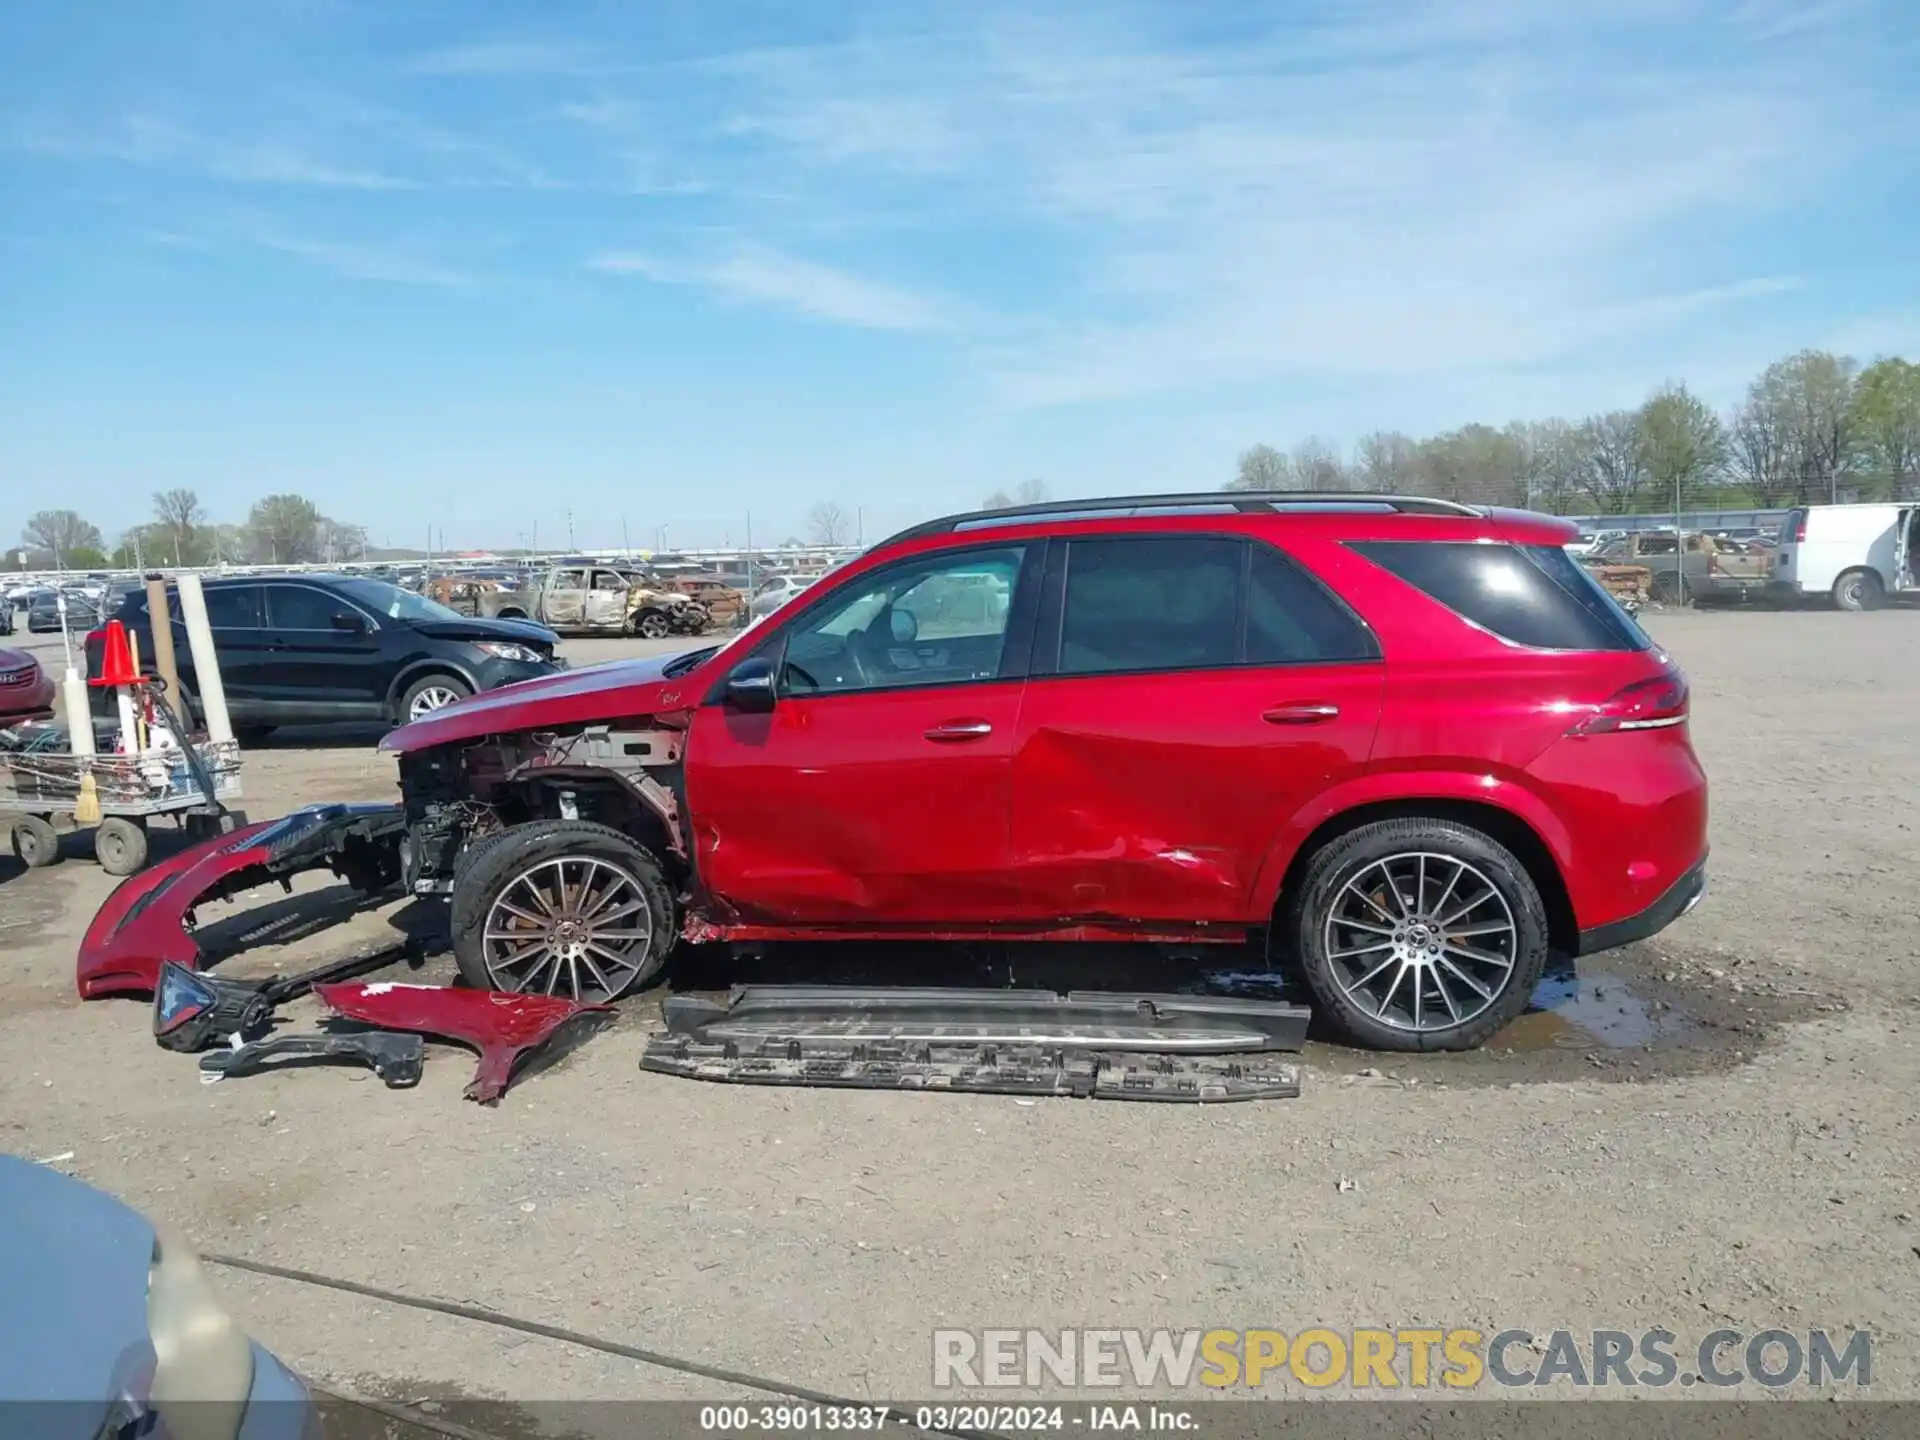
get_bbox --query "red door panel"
[1006,665,1383,924]
[685,682,1025,926]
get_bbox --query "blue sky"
[3,0,1916,550]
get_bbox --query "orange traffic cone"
[90,620,138,689]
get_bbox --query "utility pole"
[857,506,864,547]
[567,509,576,551]
[745,510,755,594]
[622,516,630,562]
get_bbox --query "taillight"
[1793,515,1807,543]
[1567,670,1689,737]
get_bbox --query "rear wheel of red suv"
[1288,818,1549,1052]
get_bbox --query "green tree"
[1414,424,1527,507]
[1848,357,1920,498]
[1517,419,1590,515]
[1638,382,1726,515]
[246,493,323,563]
[20,509,103,565]
[1751,350,1858,504]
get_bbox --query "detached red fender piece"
[77,804,408,1000]
[313,982,614,1104]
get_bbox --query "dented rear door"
[1005,533,1384,925]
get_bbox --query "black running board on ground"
[660,985,1312,1053]
[641,985,1309,1102]
[641,1037,1300,1102]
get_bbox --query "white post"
[63,670,94,757]
[174,573,233,745]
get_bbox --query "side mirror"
[332,610,370,633]
[725,655,778,714]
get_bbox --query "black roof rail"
[885,491,1482,544]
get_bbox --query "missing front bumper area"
[641,986,1309,1102]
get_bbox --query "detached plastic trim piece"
[641,1037,1300,1103]
[661,985,1311,1054]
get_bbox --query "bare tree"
[1638,382,1726,514]
[152,487,208,565]
[981,479,1049,509]
[1774,350,1858,504]
[1414,424,1526,507]
[1522,419,1591,515]
[21,509,104,564]
[1729,383,1795,508]
[807,501,852,547]
[1289,437,1350,490]
[1227,443,1288,491]
[1353,431,1419,493]
[1579,411,1648,514]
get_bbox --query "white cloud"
[592,244,948,331]
[412,40,609,76]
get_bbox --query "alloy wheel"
[408,684,465,720]
[480,856,656,1001]
[1322,852,1519,1034]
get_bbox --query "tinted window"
[779,545,1027,695]
[1351,541,1650,652]
[1246,543,1378,664]
[1058,537,1240,675]
[1636,533,1677,555]
[203,586,264,629]
[268,585,346,629]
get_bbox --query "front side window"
[777,546,1027,695]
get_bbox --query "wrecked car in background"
[432,564,712,638]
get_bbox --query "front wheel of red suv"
[1287,818,1550,1052]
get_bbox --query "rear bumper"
[1576,860,1707,956]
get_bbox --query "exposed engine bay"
[398,718,693,897]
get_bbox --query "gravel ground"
[2,612,1917,1419]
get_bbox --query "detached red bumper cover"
[76,804,407,999]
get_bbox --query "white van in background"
[1768,503,1917,610]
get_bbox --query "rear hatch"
[1772,508,1807,584]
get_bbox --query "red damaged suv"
[380,493,1707,1051]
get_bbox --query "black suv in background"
[89,575,562,738]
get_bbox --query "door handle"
[1262,703,1339,725]
[925,719,993,742]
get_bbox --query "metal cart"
[1,718,243,876]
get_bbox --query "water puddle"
[1493,966,1699,1051]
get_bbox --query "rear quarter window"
[1350,541,1651,652]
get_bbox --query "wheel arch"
[1263,792,1579,959]
[385,659,481,720]
[501,766,689,878]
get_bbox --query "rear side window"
[1245,543,1379,663]
[1053,536,1378,676]
[1059,537,1242,675]
[203,586,264,629]
[1351,541,1651,652]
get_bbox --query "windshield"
[337,577,463,622]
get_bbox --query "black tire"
[1648,574,1688,606]
[398,673,472,724]
[450,820,677,1002]
[93,815,149,876]
[10,815,61,868]
[1832,568,1884,612]
[633,609,671,639]
[1286,817,1550,1052]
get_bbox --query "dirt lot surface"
[3,613,1917,1418]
